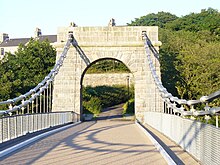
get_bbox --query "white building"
[0,28,57,60]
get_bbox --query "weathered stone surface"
[82,73,134,87]
[52,26,162,121]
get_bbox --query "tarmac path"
[0,104,200,164]
[0,120,167,165]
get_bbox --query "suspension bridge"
[0,26,220,165]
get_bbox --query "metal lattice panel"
[68,112,72,122]
[182,119,197,156]
[37,114,42,130]
[16,115,22,137]
[41,114,45,129]
[210,126,220,165]
[203,125,213,164]
[43,114,47,129]
[46,113,49,128]
[0,118,2,143]
[195,125,202,161]
[61,113,64,124]
[22,115,28,135]
[49,113,53,127]
[9,117,15,140]
[0,112,78,144]
[144,112,220,165]
[28,115,34,133]
[2,118,9,142]
[202,124,220,165]
[61,113,66,124]
[58,113,61,125]
[55,113,59,125]
[33,114,38,132]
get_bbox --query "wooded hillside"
[129,8,220,101]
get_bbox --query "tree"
[158,29,180,96]
[0,38,56,100]
[86,59,130,73]
[128,12,178,27]
[159,28,220,100]
[175,38,220,99]
[128,8,220,102]
[165,8,220,36]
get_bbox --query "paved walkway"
[97,104,124,120]
[0,121,167,165]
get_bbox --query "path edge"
[135,121,176,165]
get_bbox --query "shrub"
[83,97,102,115]
[123,99,134,115]
[82,85,134,115]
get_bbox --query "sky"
[1,0,219,38]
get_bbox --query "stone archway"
[52,26,162,121]
[80,57,133,86]
[80,58,134,118]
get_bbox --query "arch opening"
[80,58,135,121]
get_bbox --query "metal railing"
[144,112,220,165]
[0,111,80,143]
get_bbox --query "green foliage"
[83,97,102,115]
[82,85,134,114]
[165,8,220,36]
[194,115,220,126]
[0,38,56,101]
[129,8,220,105]
[158,29,180,96]
[158,28,220,100]
[160,8,220,99]
[176,39,220,99]
[128,11,178,28]
[123,99,134,115]
[86,59,130,74]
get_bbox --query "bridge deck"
[0,120,167,165]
